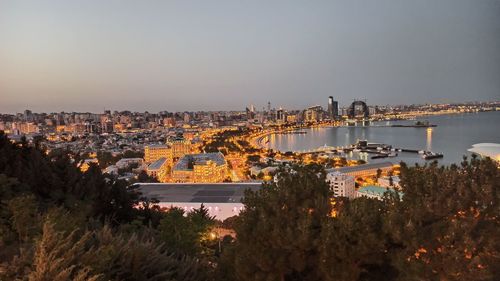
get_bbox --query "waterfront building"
[468,143,500,163]
[147,157,169,182]
[276,108,286,123]
[144,145,172,164]
[327,96,339,120]
[326,171,355,199]
[304,105,323,122]
[134,183,261,220]
[326,162,394,178]
[172,152,227,183]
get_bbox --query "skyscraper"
[332,100,339,119]
[328,96,338,120]
[328,96,334,119]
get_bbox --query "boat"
[422,152,443,160]
[371,154,389,159]
[391,120,437,128]
[388,152,398,157]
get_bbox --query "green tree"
[226,165,332,281]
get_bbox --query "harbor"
[262,112,499,165]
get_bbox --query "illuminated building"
[327,162,394,178]
[144,145,172,164]
[304,105,323,122]
[326,171,355,199]
[172,152,227,183]
[276,108,286,123]
[167,137,192,160]
[147,157,169,182]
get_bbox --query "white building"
[134,183,262,220]
[326,171,355,199]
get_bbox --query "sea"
[266,111,500,166]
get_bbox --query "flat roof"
[148,157,167,170]
[327,162,394,174]
[468,143,500,161]
[173,152,226,171]
[134,183,262,203]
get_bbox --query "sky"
[0,0,499,113]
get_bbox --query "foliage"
[227,165,332,281]
[0,132,211,280]
[1,131,499,281]
[158,205,215,257]
[219,158,500,281]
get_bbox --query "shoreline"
[252,111,496,154]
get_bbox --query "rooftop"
[468,143,500,162]
[326,162,394,174]
[146,144,170,149]
[134,182,262,203]
[148,157,167,170]
[173,152,226,171]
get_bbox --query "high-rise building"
[326,171,355,199]
[328,96,339,120]
[276,108,286,123]
[304,105,323,122]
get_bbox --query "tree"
[158,206,215,257]
[225,165,332,281]
[319,198,396,281]
[384,159,500,281]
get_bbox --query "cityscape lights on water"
[426,127,433,152]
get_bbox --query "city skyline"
[1,0,500,113]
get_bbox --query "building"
[304,105,323,122]
[326,171,355,199]
[356,185,403,200]
[326,162,394,178]
[276,108,286,123]
[134,183,261,220]
[167,137,192,160]
[327,96,339,120]
[147,157,169,182]
[115,158,144,169]
[172,152,227,183]
[144,145,171,164]
[468,143,500,163]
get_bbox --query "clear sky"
[0,0,499,113]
